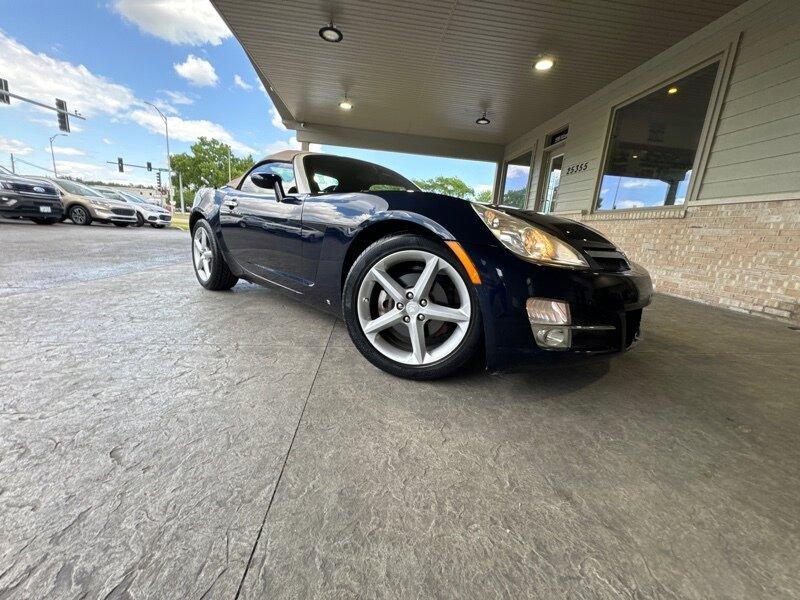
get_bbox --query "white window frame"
[496,145,536,208]
[591,35,740,214]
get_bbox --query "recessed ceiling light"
[319,22,343,43]
[339,98,353,110]
[632,154,638,159]
[667,86,679,95]
[476,111,490,125]
[534,57,554,71]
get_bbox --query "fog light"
[526,298,570,325]
[527,298,572,350]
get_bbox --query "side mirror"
[251,172,287,202]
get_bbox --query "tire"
[343,234,482,380]
[192,219,239,290]
[113,222,129,227]
[135,213,144,227]
[32,218,57,225]
[152,224,165,229]
[69,205,92,226]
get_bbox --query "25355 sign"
[565,161,589,175]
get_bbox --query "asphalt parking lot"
[2,219,799,598]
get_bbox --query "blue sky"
[0,0,496,192]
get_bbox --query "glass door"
[539,153,563,213]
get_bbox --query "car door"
[220,161,308,291]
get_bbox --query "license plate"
[39,206,52,213]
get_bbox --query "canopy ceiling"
[212,0,746,161]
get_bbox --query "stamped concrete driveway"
[1,219,799,599]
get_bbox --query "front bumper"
[144,212,172,224]
[92,206,138,223]
[464,243,653,370]
[0,192,63,219]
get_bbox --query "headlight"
[472,203,588,268]
[90,198,111,209]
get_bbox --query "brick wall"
[562,200,800,324]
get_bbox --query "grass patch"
[170,212,190,231]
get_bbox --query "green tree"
[501,188,527,208]
[475,189,493,203]
[170,137,254,192]
[412,175,474,199]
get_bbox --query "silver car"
[95,188,172,228]
[34,178,138,226]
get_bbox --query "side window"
[313,173,339,192]
[239,161,296,195]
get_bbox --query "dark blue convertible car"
[190,150,652,379]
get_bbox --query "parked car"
[35,178,138,226]
[0,168,63,224]
[94,187,172,228]
[190,150,652,380]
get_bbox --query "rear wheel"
[69,205,92,226]
[343,234,482,380]
[192,219,239,290]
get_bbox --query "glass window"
[303,155,416,194]
[55,179,105,197]
[500,151,532,208]
[239,161,296,195]
[596,62,719,210]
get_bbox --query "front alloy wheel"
[192,220,239,290]
[344,234,481,380]
[69,205,91,226]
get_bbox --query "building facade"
[498,0,799,323]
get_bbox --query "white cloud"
[2,33,254,162]
[615,200,645,209]
[174,54,218,87]
[102,138,113,145]
[621,179,663,189]
[506,164,530,179]
[130,109,256,155]
[0,136,33,155]
[112,0,231,46]
[55,160,152,185]
[234,74,252,90]
[263,137,321,156]
[256,79,287,130]
[0,32,135,118]
[163,90,194,105]
[475,183,493,194]
[45,145,84,156]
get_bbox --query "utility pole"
[227,147,232,181]
[10,153,15,173]
[144,102,172,206]
[49,133,67,178]
[178,171,184,212]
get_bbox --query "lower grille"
[111,208,135,216]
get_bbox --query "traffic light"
[0,79,9,105]
[117,157,124,173]
[156,172,162,188]
[146,162,152,172]
[55,98,70,132]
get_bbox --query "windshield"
[302,155,417,194]
[119,191,147,204]
[56,179,105,197]
[96,189,121,200]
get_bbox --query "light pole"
[144,102,174,208]
[49,133,66,177]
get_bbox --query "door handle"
[222,198,239,209]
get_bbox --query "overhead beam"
[294,122,505,163]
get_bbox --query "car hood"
[502,207,618,249]
[1,175,58,196]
